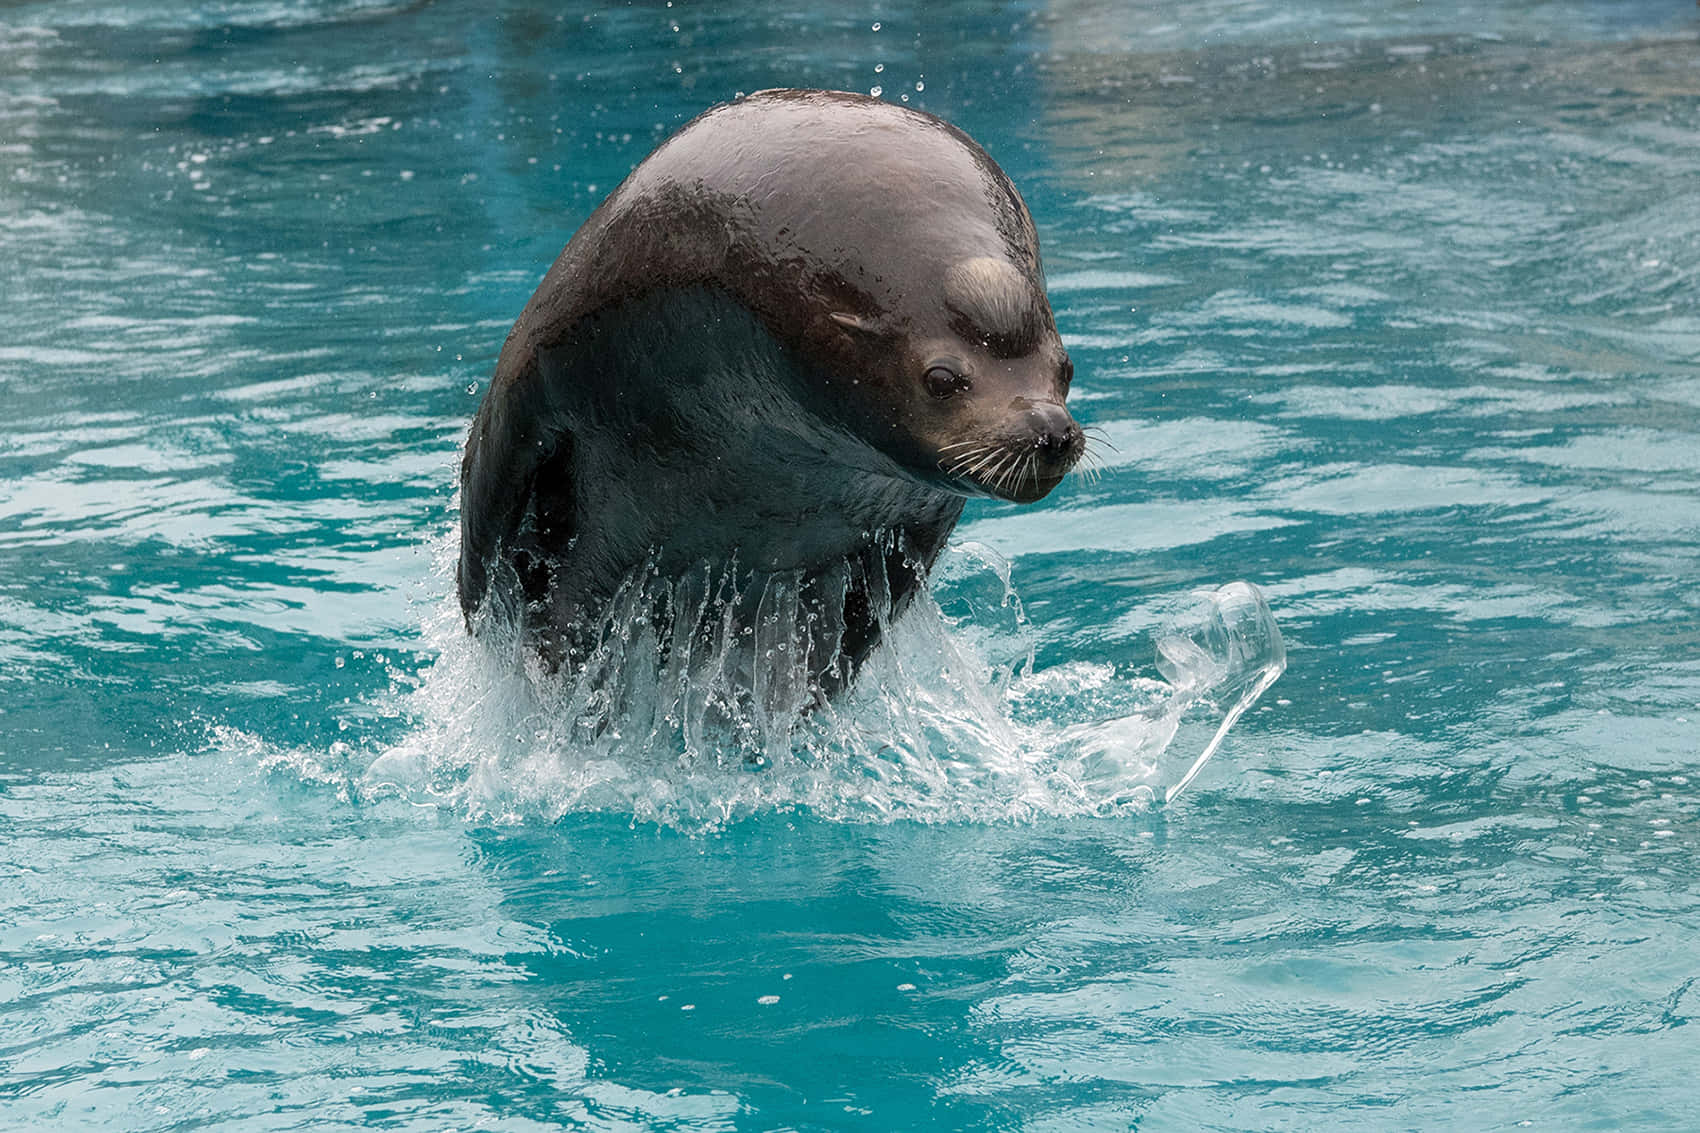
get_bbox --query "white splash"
[347,538,1285,829]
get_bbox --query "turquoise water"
[5,0,1700,1128]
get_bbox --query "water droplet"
[871,21,881,31]
[870,85,883,97]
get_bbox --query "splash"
[353,538,1285,828]
[1031,579,1287,810]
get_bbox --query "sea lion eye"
[924,364,970,399]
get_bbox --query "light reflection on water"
[2,0,1698,1128]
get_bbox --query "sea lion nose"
[1024,401,1082,459]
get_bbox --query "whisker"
[1071,449,1105,488]
[941,443,989,472]
[939,442,994,477]
[967,446,1007,479]
[996,449,1023,494]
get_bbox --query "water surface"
[4,1,1699,1128]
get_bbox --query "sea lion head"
[823,253,1083,505]
[553,90,1086,504]
[666,92,1086,505]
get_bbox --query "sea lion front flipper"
[457,341,580,630]
[507,429,577,612]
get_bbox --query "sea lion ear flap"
[816,272,883,340]
[829,311,875,335]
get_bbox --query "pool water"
[4,1,1699,1128]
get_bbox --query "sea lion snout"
[1010,398,1085,502]
[935,396,1084,503]
[1016,398,1082,454]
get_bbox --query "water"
[4,0,1699,1128]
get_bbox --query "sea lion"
[458,88,1082,697]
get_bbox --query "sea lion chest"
[516,287,962,671]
